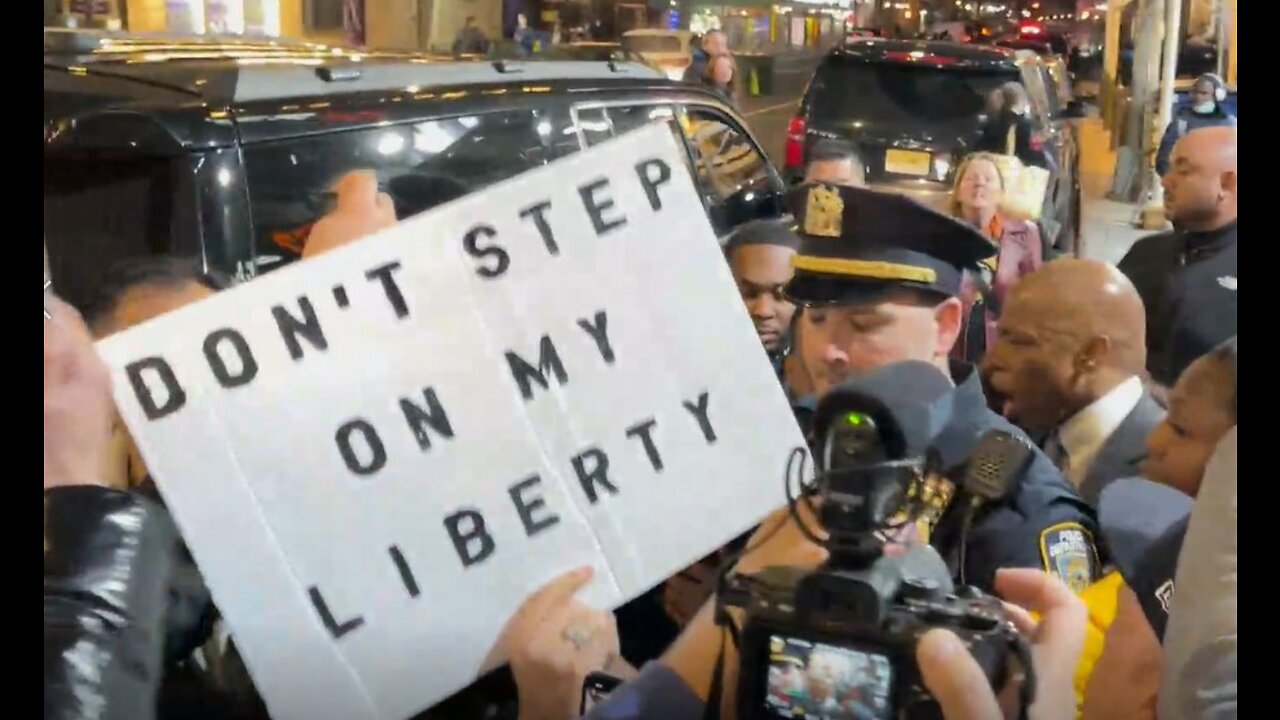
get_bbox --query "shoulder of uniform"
[1012,457,1095,515]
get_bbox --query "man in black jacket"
[45,294,176,720]
[1117,126,1236,387]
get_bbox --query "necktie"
[1044,432,1071,474]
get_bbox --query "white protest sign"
[96,123,807,720]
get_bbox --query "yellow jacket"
[1031,571,1123,718]
[1073,572,1124,714]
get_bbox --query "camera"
[717,367,1031,720]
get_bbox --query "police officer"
[783,182,1101,594]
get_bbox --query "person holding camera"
[501,515,1088,720]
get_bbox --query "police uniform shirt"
[785,184,1100,595]
[927,361,1102,594]
[1117,221,1237,386]
[1126,515,1189,641]
[1098,477,1194,640]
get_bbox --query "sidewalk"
[1076,117,1154,265]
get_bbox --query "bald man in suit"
[983,259,1165,508]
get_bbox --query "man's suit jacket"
[1078,392,1167,509]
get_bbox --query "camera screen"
[763,634,893,720]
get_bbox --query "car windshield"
[622,35,682,53]
[810,57,1018,134]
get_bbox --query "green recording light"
[844,412,868,427]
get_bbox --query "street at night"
[44,2,1236,719]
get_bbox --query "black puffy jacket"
[45,486,177,720]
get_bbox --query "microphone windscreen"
[813,360,956,460]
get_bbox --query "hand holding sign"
[498,567,620,720]
[303,170,398,260]
[45,295,115,490]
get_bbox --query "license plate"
[884,149,932,177]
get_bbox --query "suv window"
[242,108,571,269]
[44,152,195,311]
[571,103,699,187]
[810,57,1018,133]
[573,103,687,150]
[680,106,783,236]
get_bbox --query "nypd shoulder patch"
[1039,522,1099,593]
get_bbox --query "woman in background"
[703,54,736,108]
[946,152,1045,363]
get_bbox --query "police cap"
[771,653,805,668]
[1098,478,1193,639]
[783,183,996,305]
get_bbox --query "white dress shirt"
[1050,375,1145,490]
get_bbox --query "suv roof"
[44,28,665,106]
[833,38,1017,70]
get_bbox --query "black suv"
[44,29,786,309]
[784,39,1081,251]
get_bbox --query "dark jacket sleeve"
[45,486,177,720]
[1116,233,1182,386]
[582,662,704,720]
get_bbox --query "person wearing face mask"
[947,152,1046,363]
[1155,73,1236,177]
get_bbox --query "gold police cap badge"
[803,185,844,238]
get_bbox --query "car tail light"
[785,116,806,169]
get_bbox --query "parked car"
[620,29,694,81]
[785,39,1082,252]
[44,28,786,309]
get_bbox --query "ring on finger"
[562,625,591,650]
